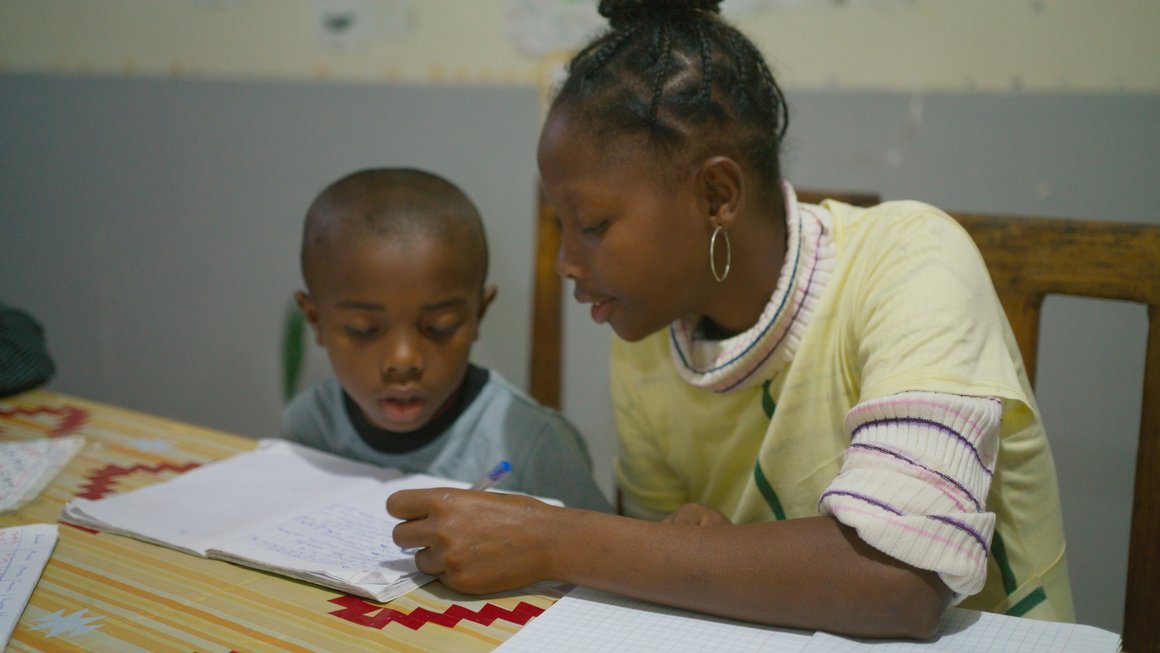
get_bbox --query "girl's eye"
[581,220,609,236]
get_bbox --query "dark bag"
[0,303,56,398]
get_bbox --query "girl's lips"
[590,298,614,324]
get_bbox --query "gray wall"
[3,74,1158,634]
[1,73,540,439]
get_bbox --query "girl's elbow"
[899,574,953,640]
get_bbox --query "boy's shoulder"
[280,377,350,441]
[465,366,579,435]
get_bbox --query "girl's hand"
[387,488,558,594]
[662,502,732,527]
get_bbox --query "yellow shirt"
[612,198,1073,620]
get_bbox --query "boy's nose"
[380,334,423,381]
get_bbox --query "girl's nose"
[556,235,586,281]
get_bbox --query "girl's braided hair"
[552,0,789,197]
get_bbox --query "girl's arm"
[387,490,951,639]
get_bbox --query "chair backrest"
[949,212,1160,652]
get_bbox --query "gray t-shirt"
[280,370,611,512]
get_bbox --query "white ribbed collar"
[668,180,836,393]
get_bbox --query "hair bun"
[598,0,723,30]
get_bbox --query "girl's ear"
[697,156,744,229]
[294,290,324,346]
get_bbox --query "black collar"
[343,364,490,454]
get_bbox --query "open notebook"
[61,440,488,602]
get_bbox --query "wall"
[2,0,1157,635]
[2,1,1158,93]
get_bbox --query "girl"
[389,0,1072,638]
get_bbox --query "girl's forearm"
[542,508,951,639]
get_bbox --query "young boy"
[281,168,611,512]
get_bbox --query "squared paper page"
[207,473,470,599]
[495,585,811,653]
[61,440,401,554]
[801,608,1121,653]
[1,436,84,513]
[0,524,58,649]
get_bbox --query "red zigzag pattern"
[0,404,89,436]
[327,595,545,631]
[75,461,202,500]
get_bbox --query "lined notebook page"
[801,608,1121,653]
[495,585,811,653]
[0,524,59,649]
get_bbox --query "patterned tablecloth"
[0,389,563,652]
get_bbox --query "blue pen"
[470,460,512,491]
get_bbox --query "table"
[1,389,563,652]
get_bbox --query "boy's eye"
[425,323,462,338]
[580,219,609,236]
[344,325,380,338]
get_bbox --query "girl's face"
[537,107,713,342]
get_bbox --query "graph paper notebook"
[499,585,1121,653]
[801,608,1121,653]
[495,585,812,653]
[61,440,478,603]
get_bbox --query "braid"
[646,22,672,124]
[554,0,789,196]
[696,21,712,105]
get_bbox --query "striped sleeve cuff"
[819,391,1001,599]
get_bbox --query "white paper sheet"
[1,437,84,513]
[0,524,59,649]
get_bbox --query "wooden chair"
[949,212,1160,653]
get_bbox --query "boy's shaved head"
[301,168,488,291]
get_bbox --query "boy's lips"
[378,395,427,424]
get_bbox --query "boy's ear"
[294,290,324,346]
[697,156,744,230]
[474,284,498,340]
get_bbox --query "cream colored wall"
[2,0,1157,93]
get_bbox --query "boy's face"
[298,234,495,433]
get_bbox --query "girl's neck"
[700,200,787,338]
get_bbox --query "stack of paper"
[1,436,84,513]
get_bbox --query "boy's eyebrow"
[333,298,470,312]
[421,298,469,312]
[335,300,385,311]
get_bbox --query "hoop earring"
[709,224,731,283]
